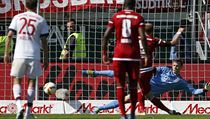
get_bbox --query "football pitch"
[0,114,209,119]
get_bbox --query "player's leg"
[146,92,180,115]
[139,70,170,113]
[13,77,25,119]
[82,70,114,77]
[140,70,180,115]
[94,93,131,114]
[93,100,119,114]
[10,59,27,119]
[138,69,153,113]
[113,61,127,118]
[150,85,181,115]
[24,59,42,118]
[137,90,145,113]
[95,70,114,77]
[24,79,36,118]
[127,61,139,119]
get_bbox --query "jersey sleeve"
[156,66,167,75]
[180,79,204,95]
[156,38,171,47]
[8,15,18,32]
[40,19,49,37]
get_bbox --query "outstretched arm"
[170,27,185,45]
[182,80,207,95]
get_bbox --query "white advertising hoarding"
[0,100,210,114]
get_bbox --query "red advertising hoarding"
[0,62,210,100]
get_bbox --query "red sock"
[116,87,126,117]
[137,91,145,112]
[151,97,170,113]
[130,88,137,115]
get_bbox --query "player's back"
[10,11,48,60]
[140,35,170,67]
[140,35,159,66]
[111,10,144,61]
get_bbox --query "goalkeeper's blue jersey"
[150,66,204,96]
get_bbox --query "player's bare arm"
[102,26,113,64]
[170,27,185,45]
[41,36,49,69]
[4,31,14,64]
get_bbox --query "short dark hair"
[172,59,184,66]
[67,19,80,32]
[26,0,37,9]
[69,19,76,24]
[124,0,135,9]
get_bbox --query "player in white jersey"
[4,0,49,119]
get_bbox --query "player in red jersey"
[84,23,185,115]
[138,23,184,114]
[102,0,148,119]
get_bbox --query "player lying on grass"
[82,59,210,114]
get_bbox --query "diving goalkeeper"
[82,59,210,114]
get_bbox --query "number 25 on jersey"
[19,17,37,36]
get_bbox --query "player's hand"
[178,27,185,33]
[102,55,110,64]
[204,82,210,91]
[4,55,10,64]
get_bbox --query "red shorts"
[113,61,140,84]
[138,68,153,95]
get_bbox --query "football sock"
[95,70,114,77]
[137,91,145,112]
[150,97,170,113]
[130,88,137,115]
[116,87,126,117]
[98,100,119,110]
[25,103,33,117]
[13,84,22,112]
[27,88,35,103]
[25,88,35,116]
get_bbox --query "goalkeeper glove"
[204,82,210,91]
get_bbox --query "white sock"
[25,88,35,116]
[13,84,22,112]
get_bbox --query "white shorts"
[10,58,42,79]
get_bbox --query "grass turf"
[0,114,209,119]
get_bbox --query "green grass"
[0,114,210,119]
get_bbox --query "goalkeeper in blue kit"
[82,59,210,114]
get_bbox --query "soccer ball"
[43,82,56,95]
